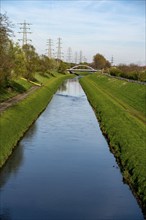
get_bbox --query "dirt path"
[0,86,40,113]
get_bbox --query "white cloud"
[1,0,145,65]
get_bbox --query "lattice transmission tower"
[46,38,53,58]
[18,21,32,46]
[74,51,78,64]
[67,47,72,63]
[79,50,83,63]
[56,37,63,60]
[111,55,114,66]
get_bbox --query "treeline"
[0,13,69,89]
[92,54,146,82]
[1,12,146,88]
[109,64,146,82]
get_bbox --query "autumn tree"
[93,53,111,69]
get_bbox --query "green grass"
[80,73,146,210]
[0,73,72,168]
[90,73,146,118]
[0,78,33,102]
[0,71,60,103]
[35,72,53,84]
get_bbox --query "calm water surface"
[0,78,144,220]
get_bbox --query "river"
[0,78,144,220]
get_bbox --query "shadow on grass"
[0,81,27,102]
[9,81,27,93]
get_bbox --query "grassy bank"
[79,73,146,211]
[0,73,72,168]
[0,78,34,102]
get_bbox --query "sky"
[1,0,146,65]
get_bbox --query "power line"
[83,56,87,63]
[18,20,32,46]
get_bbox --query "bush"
[109,67,122,76]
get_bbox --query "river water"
[0,78,144,220]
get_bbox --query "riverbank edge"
[79,77,146,214]
[0,74,72,169]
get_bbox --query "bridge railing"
[67,69,97,72]
[67,64,97,73]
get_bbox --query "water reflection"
[23,122,38,140]
[58,80,67,92]
[0,123,38,189]
[57,78,85,98]
[0,208,12,220]
[0,143,24,189]
[0,78,144,220]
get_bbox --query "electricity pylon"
[111,55,114,66]
[74,51,78,64]
[79,50,83,63]
[56,37,63,60]
[46,38,53,58]
[67,47,72,63]
[18,20,32,46]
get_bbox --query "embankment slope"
[0,74,72,168]
[80,73,146,212]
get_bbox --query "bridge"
[67,65,97,74]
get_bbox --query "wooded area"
[0,13,70,89]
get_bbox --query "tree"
[38,55,58,75]
[22,44,39,80]
[93,53,110,69]
[58,61,68,74]
[0,13,14,86]
[13,43,27,78]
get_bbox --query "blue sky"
[1,0,146,65]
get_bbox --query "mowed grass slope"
[0,78,33,102]
[0,73,72,168]
[92,73,146,119]
[80,73,146,210]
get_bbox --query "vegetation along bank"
[79,72,146,212]
[0,73,73,168]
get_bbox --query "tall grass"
[0,74,72,168]
[80,73,146,211]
